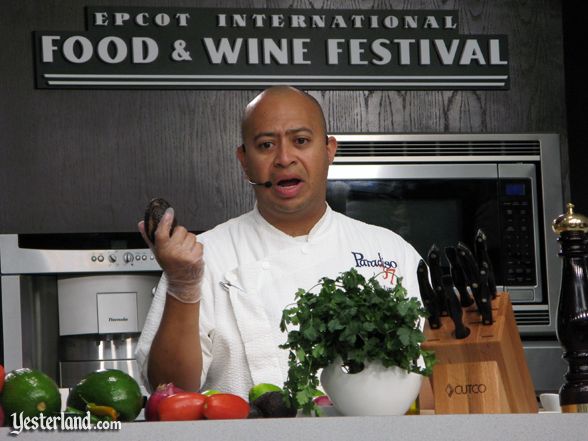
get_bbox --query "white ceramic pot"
[320,359,423,416]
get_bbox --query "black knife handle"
[456,242,481,286]
[480,258,497,299]
[416,260,441,329]
[427,245,449,316]
[441,275,470,339]
[475,229,497,298]
[478,262,494,325]
[445,246,475,308]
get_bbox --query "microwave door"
[327,163,544,306]
[326,163,501,275]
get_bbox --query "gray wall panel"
[0,0,568,233]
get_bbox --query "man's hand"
[139,207,204,303]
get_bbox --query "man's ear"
[236,144,247,172]
[326,136,338,164]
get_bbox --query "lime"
[67,369,143,422]
[248,383,282,403]
[1,368,61,418]
[202,389,221,396]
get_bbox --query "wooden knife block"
[422,292,538,414]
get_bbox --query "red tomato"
[203,394,250,420]
[0,364,4,393]
[158,392,207,421]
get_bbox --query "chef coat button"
[301,245,310,254]
[261,261,270,269]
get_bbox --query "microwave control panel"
[499,180,537,286]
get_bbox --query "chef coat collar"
[251,202,333,243]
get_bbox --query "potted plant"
[279,268,435,416]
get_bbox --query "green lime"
[1,368,61,418]
[248,383,282,403]
[202,389,221,396]
[67,369,143,422]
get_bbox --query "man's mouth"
[273,178,303,197]
[277,178,302,187]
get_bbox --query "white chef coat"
[136,204,423,398]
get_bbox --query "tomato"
[145,383,184,421]
[0,364,4,393]
[158,392,207,421]
[203,394,250,420]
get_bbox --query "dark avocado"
[247,404,264,419]
[252,391,297,418]
[144,197,177,243]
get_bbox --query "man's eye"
[295,138,309,145]
[258,141,274,149]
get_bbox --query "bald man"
[136,86,423,398]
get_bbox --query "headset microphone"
[248,179,272,188]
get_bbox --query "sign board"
[34,7,510,90]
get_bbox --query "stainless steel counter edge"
[1,413,586,441]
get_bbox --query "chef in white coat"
[136,86,423,397]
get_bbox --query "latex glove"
[139,207,204,303]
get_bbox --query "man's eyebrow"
[287,127,313,135]
[253,131,276,142]
[252,127,313,142]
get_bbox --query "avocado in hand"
[144,197,177,243]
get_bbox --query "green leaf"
[296,387,315,407]
[311,344,326,359]
[327,319,344,332]
[363,322,376,332]
[302,325,319,341]
[397,327,411,346]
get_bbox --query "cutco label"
[445,383,487,398]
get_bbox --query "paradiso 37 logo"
[445,383,487,397]
[351,251,398,283]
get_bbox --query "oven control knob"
[108,254,117,263]
[123,252,134,264]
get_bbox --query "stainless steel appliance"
[327,133,567,392]
[0,233,161,387]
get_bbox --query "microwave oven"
[326,133,564,338]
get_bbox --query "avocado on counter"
[252,391,297,418]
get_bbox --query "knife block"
[422,292,538,414]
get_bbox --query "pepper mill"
[552,203,588,413]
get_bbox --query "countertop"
[1,413,586,441]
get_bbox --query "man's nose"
[273,141,296,167]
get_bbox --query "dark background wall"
[0,0,568,234]
[562,2,588,213]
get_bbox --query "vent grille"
[514,310,551,326]
[336,140,541,158]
